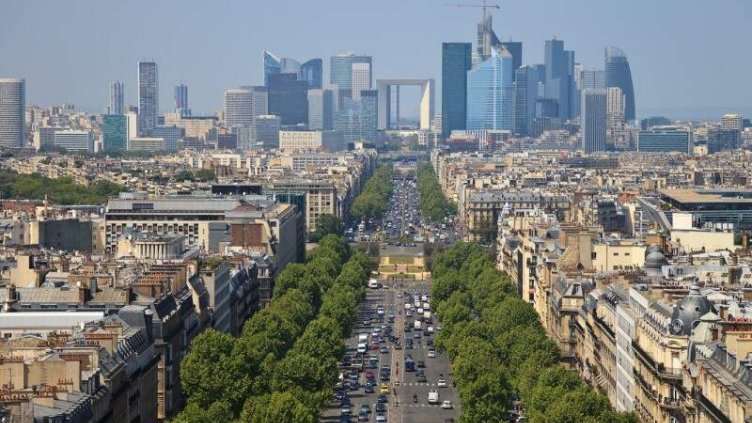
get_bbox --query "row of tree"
[416,162,456,223]
[176,235,370,423]
[174,169,217,183]
[431,242,637,423]
[0,169,125,205]
[351,164,394,222]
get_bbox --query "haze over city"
[1,0,751,118]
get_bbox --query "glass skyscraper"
[330,53,372,99]
[544,39,575,121]
[308,88,334,130]
[334,90,378,144]
[263,50,281,87]
[581,89,607,153]
[0,78,25,148]
[102,114,128,151]
[500,41,522,80]
[466,47,514,131]
[300,59,323,89]
[138,61,158,136]
[108,81,124,115]
[441,43,472,139]
[174,84,190,117]
[512,66,539,137]
[267,73,308,125]
[605,47,636,122]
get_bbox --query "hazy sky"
[1,0,750,119]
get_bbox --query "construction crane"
[444,0,501,24]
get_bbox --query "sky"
[1,0,751,120]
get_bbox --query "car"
[441,400,454,409]
[405,339,413,349]
[426,339,434,347]
[405,310,412,317]
[364,384,375,393]
[341,405,352,415]
[413,332,421,338]
[394,343,402,350]
[379,384,390,394]
[357,414,369,422]
[417,360,426,368]
[376,415,387,423]
[437,379,447,388]
[359,404,371,415]
[428,350,436,358]
[341,396,351,406]
[340,416,352,423]
[416,373,427,383]
[357,343,367,354]
[380,346,389,354]
[428,390,439,404]
[375,403,387,413]
[377,394,388,404]
[363,319,371,326]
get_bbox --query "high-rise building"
[544,39,575,121]
[224,88,253,128]
[637,127,692,154]
[721,113,743,131]
[441,43,472,139]
[263,50,281,87]
[108,81,125,115]
[253,115,281,148]
[154,125,184,151]
[466,47,514,131]
[476,14,503,63]
[707,129,741,154]
[581,89,607,153]
[606,87,627,149]
[300,59,323,89]
[580,69,605,90]
[512,66,539,137]
[351,62,372,101]
[605,47,636,122]
[330,53,372,99]
[267,73,308,126]
[0,78,25,148]
[174,84,190,117]
[280,57,301,75]
[334,90,378,144]
[138,61,159,136]
[308,88,334,130]
[500,41,522,79]
[240,85,268,119]
[103,114,128,152]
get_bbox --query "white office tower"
[225,88,253,149]
[0,78,26,148]
[351,62,372,101]
[721,114,743,131]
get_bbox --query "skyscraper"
[174,84,190,117]
[280,57,301,75]
[605,47,636,122]
[108,81,124,115]
[102,114,128,151]
[330,53,372,99]
[580,69,605,90]
[0,78,25,148]
[500,41,522,80]
[512,66,539,137]
[544,39,575,121]
[721,114,743,131]
[581,88,607,153]
[466,47,514,131]
[138,61,158,136]
[441,42,472,139]
[351,62,372,101]
[267,73,308,125]
[300,59,323,89]
[308,88,334,130]
[224,88,253,128]
[263,50,282,87]
[335,90,378,144]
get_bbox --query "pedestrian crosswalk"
[400,382,439,387]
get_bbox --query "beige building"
[279,130,345,152]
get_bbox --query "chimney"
[710,325,719,341]
[719,304,728,320]
[77,282,87,304]
[743,289,752,302]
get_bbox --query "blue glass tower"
[263,50,281,87]
[605,47,636,122]
[102,114,128,151]
[300,59,323,89]
[544,39,575,121]
[442,43,472,139]
[466,47,514,131]
[330,53,372,98]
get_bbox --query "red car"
[365,371,375,379]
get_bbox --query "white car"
[406,310,412,317]
[437,378,447,388]
[441,400,453,409]
[428,390,439,404]
[427,349,436,358]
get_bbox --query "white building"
[351,62,372,100]
[721,113,743,131]
[129,137,165,152]
[279,130,345,152]
[53,130,94,152]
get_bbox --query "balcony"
[632,341,682,381]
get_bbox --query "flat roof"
[660,189,752,204]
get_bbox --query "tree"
[173,400,234,423]
[240,390,317,423]
[273,263,307,298]
[195,168,216,182]
[180,329,238,408]
[174,169,194,182]
[313,214,342,241]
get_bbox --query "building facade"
[466,47,514,131]
[441,43,472,139]
[0,78,25,148]
[138,62,159,136]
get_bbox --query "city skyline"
[1,0,751,119]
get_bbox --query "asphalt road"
[320,278,461,423]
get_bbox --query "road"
[320,278,461,423]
